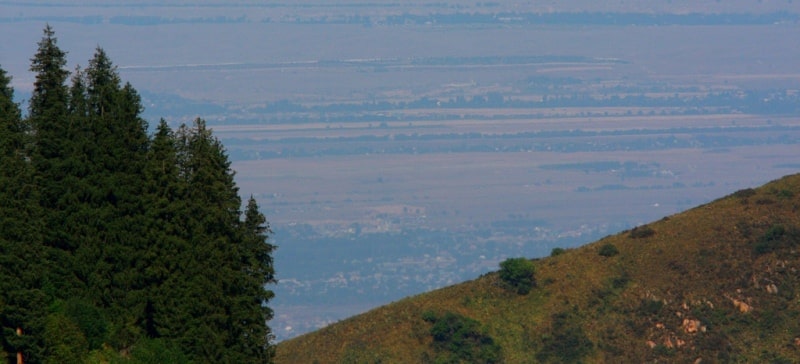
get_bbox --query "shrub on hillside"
[754,224,800,255]
[776,189,794,199]
[636,299,664,316]
[598,243,619,257]
[499,257,536,295]
[629,225,655,239]
[550,247,566,257]
[422,311,502,364]
[536,311,594,363]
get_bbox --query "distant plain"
[2,1,800,339]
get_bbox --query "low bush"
[423,311,502,364]
[536,311,594,363]
[629,225,655,239]
[776,189,795,199]
[499,257,536,294]
[637,299,664,316]
[611,273,630,289]
[550,247,566,257]
[598,243,619,257]
[753,224,800,255]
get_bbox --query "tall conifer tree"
[0,65,48,364]
[4,27,278,362]
[78,47,151,350]
[140,120,187,341]
[235,196,277,362]
[28,25,69,123]
[28,25,73,256]
[28,24,70,204]
[161,119,245,361]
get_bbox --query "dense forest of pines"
[0,26,276,363]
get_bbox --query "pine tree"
[68,66,88,119]
[28,25,69,123]
[0,65,48,364]
[0,66,19,123]
[140,120,188,342]
[76,47,151,350]
[27,28,83,305]
[148,119,276,362]
[4,28,278,362]
[28,26,71,226]
[86,47,121,120]
[28,24,70,236]
[167,119,246,361]
[235,197,277,362]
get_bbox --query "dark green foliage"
[536,311,594,363]
[637,299,664,316]
[0,28,276,363]
[628,225,655,239]
[28,25,69,122]
[423,311,502,364]
[611,273,630,289]
[550,247,566,257]
[685,304,737,359]
[753,224,800,255]
[775,189,794,199]
[62,299,108,351]
[340,342,384,364]
[0,64,50,363]
[236,197,278,358]
[498,257,536,294]
[421,310,438,322]
[121,338,191,364]
[598,243,619,257]
[43,313,87,364]
[652,344,675,357]
[139,120,276,363]
[759,352,794,364]
[0,67,18,120]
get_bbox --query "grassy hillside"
[276,173,800,363]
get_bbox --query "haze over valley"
[2,0,800,340]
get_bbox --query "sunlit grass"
[276,173,800,363]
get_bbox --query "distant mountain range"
[2,11,797,26]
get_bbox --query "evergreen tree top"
[0,66,19,120]
[28,24,69,119]
[0,66,13,100]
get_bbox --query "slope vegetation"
[276,173,800,363]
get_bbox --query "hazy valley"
[2,1,800,341]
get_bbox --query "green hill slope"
[276,173,800,363]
